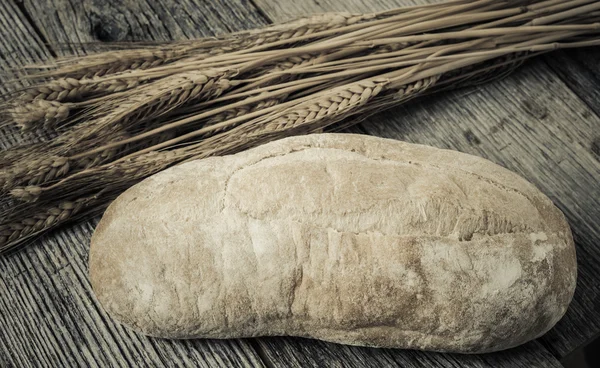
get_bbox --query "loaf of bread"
[89,133,576,353]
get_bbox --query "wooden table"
[1,1,598,367]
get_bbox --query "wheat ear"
[77,70,234,139]
[18,75,141,103]
[0,194,100,251]
[9,100,70,131]
[44,49,182,79]
[0,155,71,190]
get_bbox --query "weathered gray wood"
[252,0,441,21]
[1,0,598,366]
[19,0,269,55]
[543,48,600,125]
[0,2,50,84]
[254,337,563,368]
[0,1,267,367]
[0,0,52,150]
[253,0,600,361]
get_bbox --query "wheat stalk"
[0,124,131,193]
[72,70,234,141]
[199,96,284,135]
[24,12,383,83]
[0,0,599,253]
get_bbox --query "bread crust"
[89,133,577,353]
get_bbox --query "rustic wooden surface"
[0,0,598,367]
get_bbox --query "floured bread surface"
[89,133,577,353]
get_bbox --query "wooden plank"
[252,0,600,361]
[252,0,440,21]
[255,337,563,368]
[19,0,269,55]
[0,0,52,150]
[0,1,268,367]
[543,48,600,124]
[2,0,596,367]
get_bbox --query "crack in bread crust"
[224,146,542,239]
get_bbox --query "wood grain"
[251,0,440,21]
[254,337,562,368]
[0,1,266,367]
[544,49,600,123]
[253,0,600,360]
[19,0,269,55]
[1,0,598,366]
[0,0,53,149]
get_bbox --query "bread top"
[121,133,566,241]
[224,138,553,241]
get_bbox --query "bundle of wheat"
[1,0,599,253]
